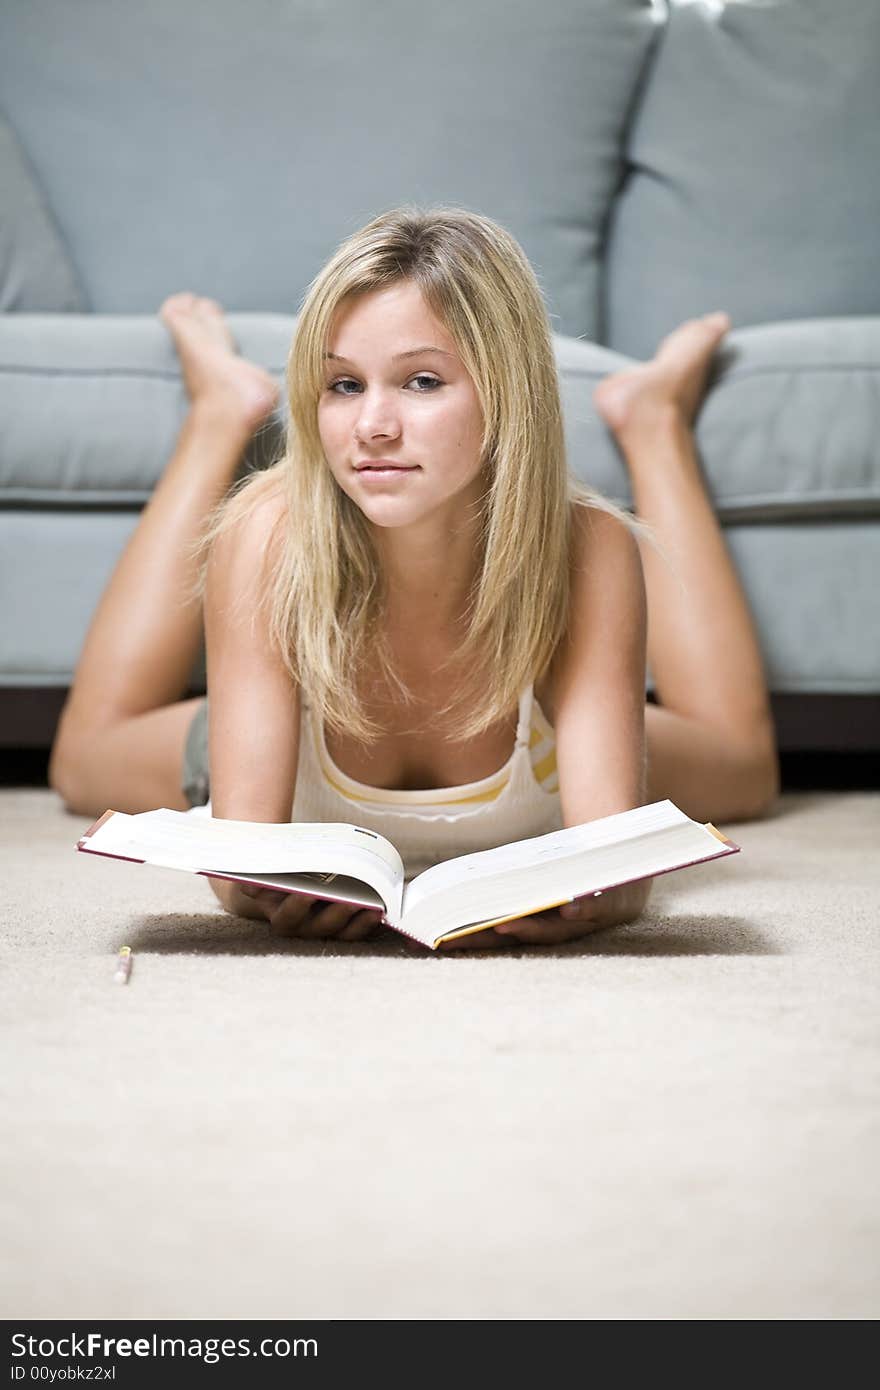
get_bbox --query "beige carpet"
[1,787,877,1321]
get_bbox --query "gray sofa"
[2,0,878,754]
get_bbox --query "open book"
[76,798,740,950]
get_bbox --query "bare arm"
[202,487,383,941]
[442,506,652,952]
[200,488,301,917]
[553,503,653,923]
[553,503,649,828]
[204,489,301,825]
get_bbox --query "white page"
[80,809,406,920]
[401,799,689,920]
[403,819,735,947]
[398,803,736,947]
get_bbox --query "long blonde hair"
[186,204,663,744]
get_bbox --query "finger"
[337,910,385,941]
[249,887,287,907]
[295,900,369,938]
[559,893,604,922]
[493,914,585,945]
[438,928,512,951]
[251,888,293,926]
[266,892,318,935]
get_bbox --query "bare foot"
[159,292,281,430]
[593,311,731,439]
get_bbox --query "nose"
[353,387,402,444]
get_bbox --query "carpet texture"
[1,788,878,1320]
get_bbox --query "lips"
[354,462,417,471]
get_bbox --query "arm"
[531,504,653,933]
[200,487,300,918]
[203,486,301,827]
[550,504,654,925]
[553,503,649,829]
[442,506,652,952]
[201,486,384,942]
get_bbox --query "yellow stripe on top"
[528,702,559,792]
[320,768,506,806]
[320,697,558,806]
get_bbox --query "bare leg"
[49,294,280,816]
[594,313,780,823]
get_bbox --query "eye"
[325,374,442,395]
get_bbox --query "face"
[317,280,487,534]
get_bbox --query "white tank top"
[291,681,563,880]
[189,683,564,882]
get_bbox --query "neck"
[373,514,483,635]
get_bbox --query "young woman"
[49,207,779,951]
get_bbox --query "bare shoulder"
[248,472,288,530]
[203,472,299,825]
[229,472,287,549]
[565,502,646,630]
[543,501,648,822]
[207,473,287,598]
[569,498,642,575]
[540,503,645,724]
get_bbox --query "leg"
[594,313,780,824]
[49,295,280,818]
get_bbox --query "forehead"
[327,281,456,356]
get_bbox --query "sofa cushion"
[0,312,615,507]
[0,111,88,313]
[603,0,880,359]
[0,314,295,506]
[2,508,876,696]
[0,0,660,341]
[1,313,878,521]
[688,315,880,521]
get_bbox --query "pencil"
[113,945,133,985]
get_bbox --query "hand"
[436,926,515,952]
[438,880,652,951]
[437,908,598,951]
[235,883,386,942]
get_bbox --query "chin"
[359,506,423,529]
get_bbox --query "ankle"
[187,392,257,436]
[612,399,688,451]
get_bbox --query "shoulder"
[233,471,288,545]
[209,473,286,574]
[565,502,646,634]
[568,499,647,646]
[569,498,642,575]
[540,503,645,723]
[205,472,287,619]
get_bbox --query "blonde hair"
[186,204,665,744]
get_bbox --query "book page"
[399,801,740,948]
[79,810,406,920]
[401,799,689,920]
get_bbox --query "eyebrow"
[324,346,454,363]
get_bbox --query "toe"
[701,311,731,340]
[659,313,729,358]
[158,291,197,321]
